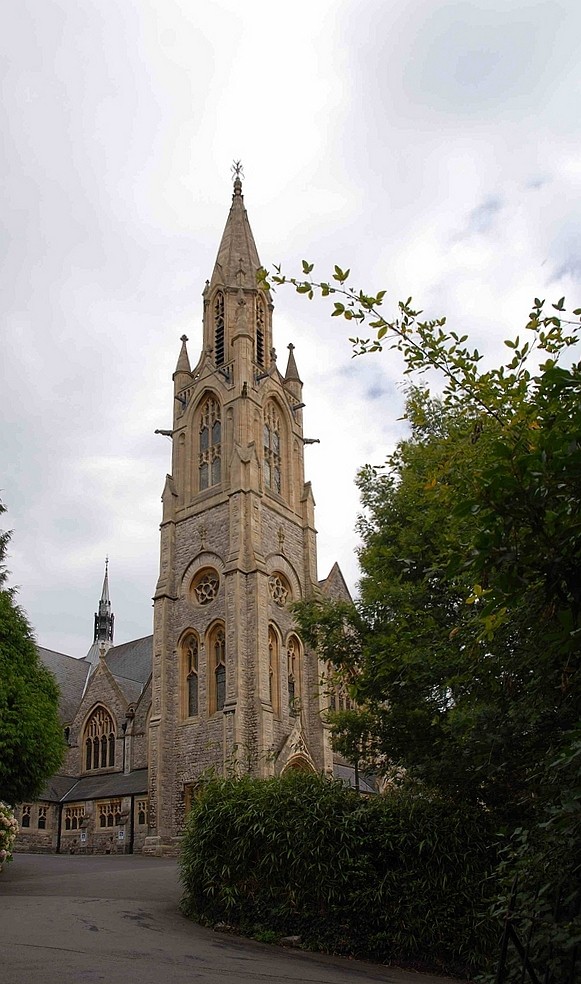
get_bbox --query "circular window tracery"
[269,573,290,607]
[192,569,219,605]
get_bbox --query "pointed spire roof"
[175,334,191,374]
[87,558,114,665]
[100,557,110,607]
[210,173,262,290]
[284,343,302,384]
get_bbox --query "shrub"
[180,772,497,976]
[0,801,19,868]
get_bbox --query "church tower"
[146,173,333,853]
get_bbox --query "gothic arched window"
[84,706,115,771]
[214,291,225,365]
[268,625,280,717]
[209,624,226,714]
[256,296,265,367]
[199,396,221,491]
[263,402,281,494]
[287,634,301,715]
[181,632,199,718]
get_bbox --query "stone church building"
[16,175,360,856]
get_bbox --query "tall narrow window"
[21,805,31,828]
[209,624,226,713]
[214,291,225,365]
[37,806,47,830]
[287,634,301,714]
[263,402,281,494]
[268,626,280,716]
[84,706,115,771]
[182,633,199,718]
[199,397,221,491]
[256,296,265,367]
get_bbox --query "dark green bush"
[179,772,498,976]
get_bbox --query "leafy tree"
[260,263,581,972]
[260,263,580,818]
[0,501,64,804]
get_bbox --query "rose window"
[193,571,219,605]
[269,574,289,607]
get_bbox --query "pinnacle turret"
[175,334,191,375]
[284,343,302,384]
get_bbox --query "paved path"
[1,854,463,984]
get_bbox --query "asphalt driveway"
[1,853,464,984]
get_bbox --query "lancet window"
[263,402,281,494]
[287,634,301,714]
[268,625,280,716]
[209,624,226,713]
[214,291,225,365]
[199,397,222,491]
[182,632,199,718]
[84,706,116,771]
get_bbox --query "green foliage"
[0,501,65,804]
[260,261,581,971]
[180,772,497,976]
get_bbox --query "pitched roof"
[37,647,90,724]
[333,763,378,795]
[105,635,152,687]
[61,768,148,801]
[318,562,353,603]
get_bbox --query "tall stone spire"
[85,559,114,667]
[209,168,262,291]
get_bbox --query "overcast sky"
[2,0,580,659]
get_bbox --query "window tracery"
[192,569,219,605]
[268,573,289,607]
[64,806,85,831]
[84,706,116,771]
[199,397,222,491]
[98,800,122,828]
[21,805,31,828]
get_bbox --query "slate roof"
[38,774,79,802]
[334,763,378,795]
[60,769,149,802]
[105,635,152,687]
[318,562,353,603]
[37,647,90,724]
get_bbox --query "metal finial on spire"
[231,160,244,181]
[231,160,244,197]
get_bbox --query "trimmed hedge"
[179,772,497,976]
